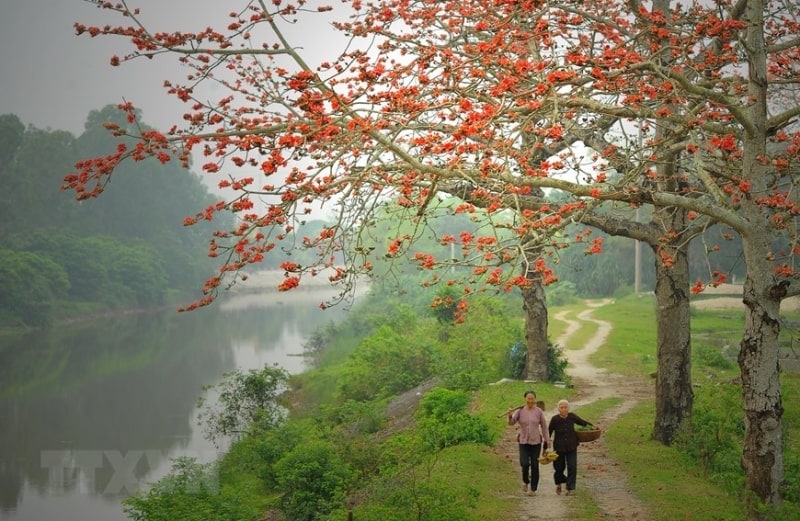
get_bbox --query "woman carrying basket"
[548,399,594,496]
[507,390,551,495]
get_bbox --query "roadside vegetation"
[123,287,800,521]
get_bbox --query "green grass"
[580,294,799,520]
[590,294,659,377]
[201,291,799,521]
[557,309,601,352]
[606,400,747,520]
[548,303,601,351]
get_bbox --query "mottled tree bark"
[737,1,785,514]
[521,248,549,382]
[650,242,693,444]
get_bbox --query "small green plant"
[694,341,736,370]
[547,341,569,382]
[507,341,526,379]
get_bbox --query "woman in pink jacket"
[508,390,551,495]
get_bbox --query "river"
[0,289,354,521]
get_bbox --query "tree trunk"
[739,277,783,515]
[583,211,695,445]
[650,242,693,444]
[737,1,784,515]
[521,254,549,382]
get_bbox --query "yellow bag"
[538,450,558,464]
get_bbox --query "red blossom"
[277,276,300,292]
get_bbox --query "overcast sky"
[0,0,338,135]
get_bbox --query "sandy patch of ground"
[684,283,800,312]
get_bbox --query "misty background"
[0,1,231,134]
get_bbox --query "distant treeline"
[0,106,231,327]
[0,104,752,327]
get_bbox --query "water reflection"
[0,290,348,521]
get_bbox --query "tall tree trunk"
[738,0,784,516]
[584,210,695,444]
[650,241,693,444]
[521,249,548,381]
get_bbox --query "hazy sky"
[2,1,182,133]
[0,0,337,135]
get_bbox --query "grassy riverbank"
[124,291,800,520]
[396,294,800,520]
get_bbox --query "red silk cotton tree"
[68,0,579,310]
[67,0,586,384]
[67,1,800,516]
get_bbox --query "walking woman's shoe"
[556,484,562,495]
[521,482,528,493]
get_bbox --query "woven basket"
[575,428,601,442]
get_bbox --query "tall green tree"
[0,249,69,327]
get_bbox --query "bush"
[196,364,290,446]
[507,340,568,382]
[437,298,522,390]
[274,440,354,521]
[336,324,436,401]
[122,457,266,521]
[246,420,311,487]
[415,388,493,450]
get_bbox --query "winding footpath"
[506,300,654,520]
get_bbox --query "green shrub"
[249,420,312,487]
[195,364,290,446]
[274,440,354,521]
[336,324,436,401]
[507,340,568,382]
[437,298,522,389]
[122,457,266,521]
[415,387,493,450]
[674,382,744,491]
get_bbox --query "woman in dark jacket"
[548,399,593,495]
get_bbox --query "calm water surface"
[0,290,350,521]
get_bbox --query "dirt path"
[505,300,654,520]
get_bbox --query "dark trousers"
[553,449,578,490]
[518,443,542,490]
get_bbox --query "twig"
[497,405,524,418]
